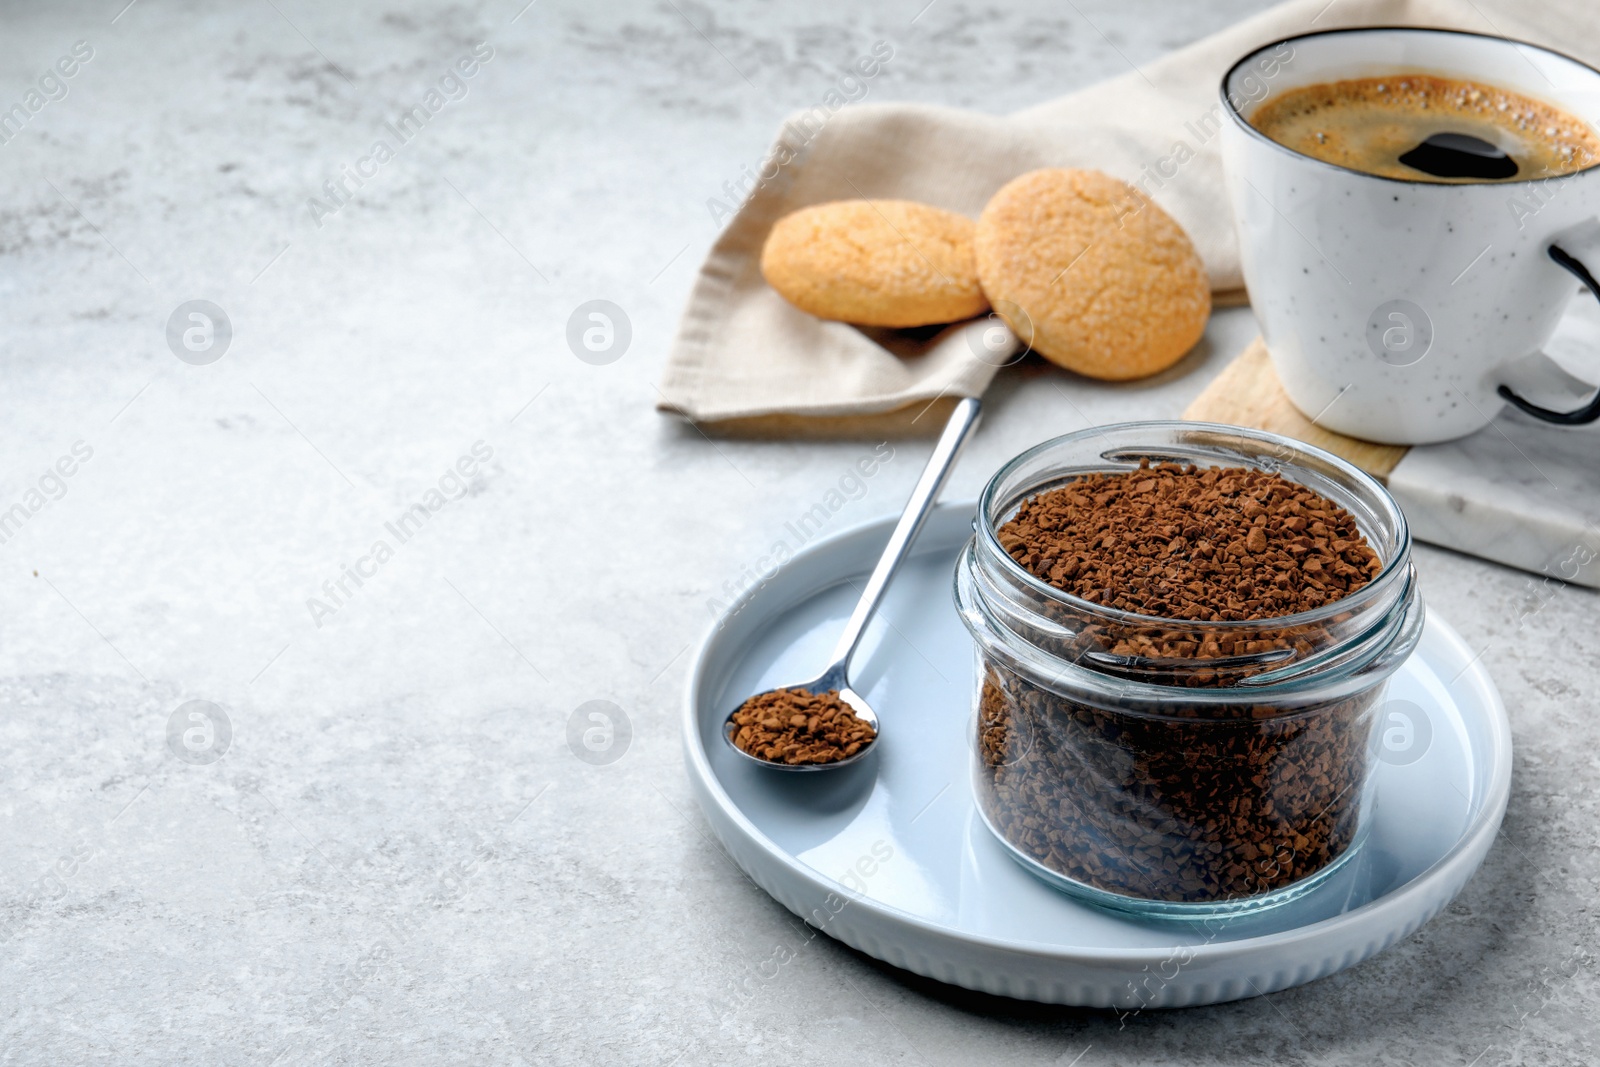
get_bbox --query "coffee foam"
[1249,73,1600,182]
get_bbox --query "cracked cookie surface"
[760,199,989,328]
[975,169,1210,380]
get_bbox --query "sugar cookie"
[761,200,989,328]
[975,169,1210,380]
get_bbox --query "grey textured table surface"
[1,1,1595,1064]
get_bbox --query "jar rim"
[974,420,1412,633]
[956,544,1424,712]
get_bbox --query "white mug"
[1220,28,1600,445]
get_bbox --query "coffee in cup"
[1249,73,1600,182]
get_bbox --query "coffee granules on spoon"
[730,688,876,765]
[977,461,1388,904]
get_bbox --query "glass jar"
[953,422,1424,919]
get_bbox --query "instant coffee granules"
[729,688,876,765]
[997,461,1381,621]
[976,460,1387,904]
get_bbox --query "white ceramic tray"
[683,504,1512,1008]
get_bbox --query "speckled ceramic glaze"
[1221,28,1600,445]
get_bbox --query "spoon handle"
[827,397,982,669]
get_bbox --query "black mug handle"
[1496,244,1600,425]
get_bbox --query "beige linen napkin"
[656,0,1598,434]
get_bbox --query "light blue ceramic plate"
[684,503,1512,1007]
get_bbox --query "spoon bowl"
[721,663,880,773]
[720,397,981,772]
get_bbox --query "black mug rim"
[1219,25,1600,187]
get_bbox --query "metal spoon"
[722,396,983,771]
